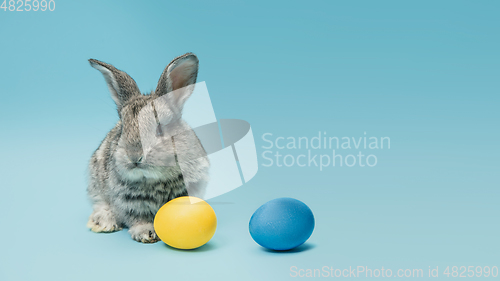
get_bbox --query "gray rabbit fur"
[87,53,209,243]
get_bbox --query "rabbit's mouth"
[119,162,181,182]
[121,165,155,182]
[127,162,145,170]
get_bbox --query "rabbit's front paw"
[129,223,160,243]
[87,207,122,233]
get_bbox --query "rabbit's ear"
[155,53,198,110]
[89,59,140,109]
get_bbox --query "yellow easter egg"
[154,196,217,250]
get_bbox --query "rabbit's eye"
[151,101,164,137]
[156,123,164,137]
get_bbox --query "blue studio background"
[0,1,499,280]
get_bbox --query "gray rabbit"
[87,53,210,243]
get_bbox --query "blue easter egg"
[249,198,315,251]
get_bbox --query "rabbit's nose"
[129,155,144,166]
[135,156,144,165]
